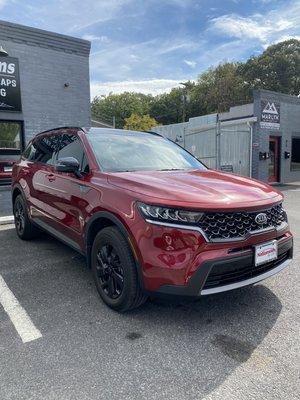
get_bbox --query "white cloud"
[209,1,300,46]
[9,0,135,34]
[210,14,293,43]
[90,79,183,98]
[274,34,300,43]
[184,59,197,68]
[157,41,197,55]
[82,34,109,43]
[194,39,253,68]
[0,0,6,10]
[89,37,197,82]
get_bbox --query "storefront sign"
[0,56,22,112]
[260,100,280,130]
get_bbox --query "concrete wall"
[252,89,300,183]
[0,20,91,144]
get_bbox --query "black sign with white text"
[0,56,22,112]
[260,100,280,130]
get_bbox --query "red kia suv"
[11,127,293,311]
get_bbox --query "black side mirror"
[55,157,82,177]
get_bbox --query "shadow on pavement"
[0,226,283,400]
[125,285,282,397]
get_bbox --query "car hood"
[107,169,283,210]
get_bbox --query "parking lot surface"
[0,185,299,400]
[0,186,12,217]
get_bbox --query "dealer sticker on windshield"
[255,240,278,266]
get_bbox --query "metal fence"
[153,116,252,177]
[219,125,252,177]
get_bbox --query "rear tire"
[13,194,39,240]
[91,226,147,312]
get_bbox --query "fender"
[11,183,34,219]
[84,211,145,288]
[85,211,133,247]
[11,183,27,207]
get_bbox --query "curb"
[0,216,14,225]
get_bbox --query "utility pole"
[179,82,190,123]
[216,114,221,170]
[179,82,192,146]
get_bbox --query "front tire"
[13,194,39,240]
[91,226,147,312]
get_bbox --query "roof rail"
[35,126,84,136]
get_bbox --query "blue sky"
[0,0,299,98]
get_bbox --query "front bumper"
[154,235,293,297]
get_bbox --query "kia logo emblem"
[255,213,268,225]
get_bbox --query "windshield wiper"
[159,168,184,171]
[110,169,136,172]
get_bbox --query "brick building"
[0,20,91,177]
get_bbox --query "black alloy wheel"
[13,194,39,240]
[95,244,124,299]
[14,198,26,236]
[91,226,147,312]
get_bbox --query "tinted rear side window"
[30,135,59,164]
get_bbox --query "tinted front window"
[56,134,89,172]
[87,131,206,172]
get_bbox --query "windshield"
[87,130,207,173]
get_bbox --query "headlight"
[138,202,203,224]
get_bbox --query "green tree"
[239,39,300,96]
[124,113,159,131]
[191,62,250,115]
[149,83,195,125]
[91,92,153,128]
[149,88,183,125]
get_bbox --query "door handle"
[46,173,56,182]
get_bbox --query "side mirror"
[55,157,82,177]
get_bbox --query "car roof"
[34,127,162,138]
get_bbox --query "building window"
[291,137,300,171]
[0,121,22,150]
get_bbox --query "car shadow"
[0,227,283,399]
[122,284,282,398]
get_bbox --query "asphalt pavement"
[0,185,299,400]
[0,186,12,217]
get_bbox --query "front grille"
[199,203,287,242]
[203,250,290,290]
